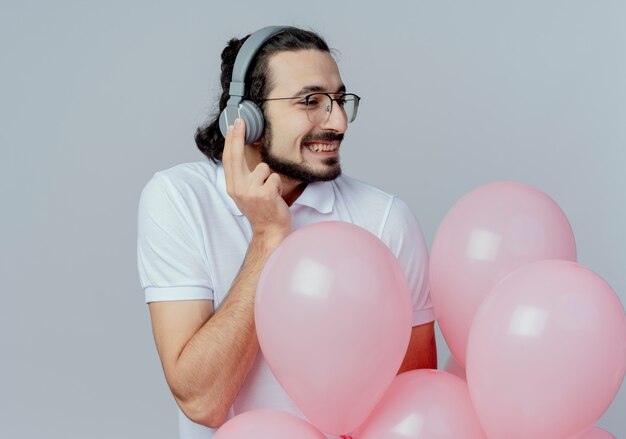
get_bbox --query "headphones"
[218,26,289,144]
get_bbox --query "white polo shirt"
[137,160,434,439]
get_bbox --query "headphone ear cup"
[218,107,233,139]
[218,101,265,145]
[238,100,265,144]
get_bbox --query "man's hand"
[222,118,291,245]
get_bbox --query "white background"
[2,1,624,437]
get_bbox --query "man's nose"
[319,102,348,133]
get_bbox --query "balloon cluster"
[214,182,626,439]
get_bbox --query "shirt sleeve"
[137,173,214,303]
[380,196,434,326]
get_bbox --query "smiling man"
[137,26,436,439]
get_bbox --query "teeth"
[306,143,338,152]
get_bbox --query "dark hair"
[194,27,330,162]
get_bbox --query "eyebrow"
[291,84,347,97]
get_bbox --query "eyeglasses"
[260,92,361,124]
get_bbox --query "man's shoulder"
[140,160,223,211]
[145,160,219,193]
[152,160,217,184]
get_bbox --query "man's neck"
[279,177,307,207]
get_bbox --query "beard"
[259,120,343,183]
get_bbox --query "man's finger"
[263,173,283,197]
[222,125,234,190]
[230,118,249,178]
[249,162,272,188]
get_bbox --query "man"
[137,26,436,438]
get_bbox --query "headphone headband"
[228,26,288,96]
[219,26,289,144]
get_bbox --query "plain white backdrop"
[2,1,624,437]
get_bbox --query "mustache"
[301,132,344,144]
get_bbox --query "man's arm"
[397,321,437,374]
[148,118,291,428]
[379,196,436,374]
[149,235,280,428]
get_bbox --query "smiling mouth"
[304,142,339,153]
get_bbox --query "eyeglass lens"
[306,93,359,124]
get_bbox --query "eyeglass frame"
[258,92,361,124]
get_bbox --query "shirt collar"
[216,163,335,216]
[293,180,335,214]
